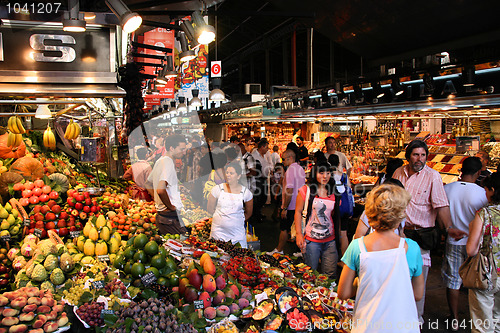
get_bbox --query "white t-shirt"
[444,181,488,245]
[325,151,352,173]
[270,152,281,168]
[147,156,183,212]
[252,150,272,178]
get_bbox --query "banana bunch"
[43,126,56,150]
[7,116,26,134]
[7,132,23,148]
[64,120,81,140]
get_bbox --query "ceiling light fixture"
[105,0,142,33]
[179,32,196,62]
[35,105,52,119]
[463,65,475,87]
[168,101,177,112]
[191,11,216,45]
[392,77,404,96]
[209,78,225,101]
[156,55,177,84]
[423,72,435,95]
[177,97,188,113]
[62,0,86,32]
[190,89,202,107]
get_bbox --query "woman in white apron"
[207,163,253,248]
[338,184,425,333]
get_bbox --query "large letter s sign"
[29,34,76,62]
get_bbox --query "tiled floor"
[254,203,473,332]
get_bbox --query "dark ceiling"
[13,0,500,98]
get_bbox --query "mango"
[202,274,216,293]
[203,259,216,276]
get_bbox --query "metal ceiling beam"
[127,0,185,11]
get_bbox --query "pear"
[6,215,15,226]
[0,221,10,230]
[11,209,19,218]
[0,208,9,219]
[4,203,12,212]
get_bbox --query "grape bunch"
[76,301,105,327]
[211,239,254,257]
[105,278,129,299]
[62,282,88,306]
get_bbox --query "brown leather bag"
[459,208,498,290]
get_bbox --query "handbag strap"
[301,186,311,236]
[480,207,494,252]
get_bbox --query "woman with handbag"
[294,161,348,279]
[207,163,253,248]
[466,173,500,333]
[338,184,424,333]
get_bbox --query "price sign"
[92,280,105,290]
[193,300,204,310]
[23,219,31,227]
[70,231,81,238]
[0,235,11,242]
[141,272,157,286]
[101,309,114,318]
[33,228,42,238]
[307,292,319,301]
[97,255,110,262]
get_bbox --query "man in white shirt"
[147,134,188,235]
[270,145,281,169]
[442,156,488,327]
[324,137,352,176]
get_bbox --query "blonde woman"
[338,184,424,333]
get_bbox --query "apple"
[49,191,59,200]
[76,194,84,202]
[32,205,42,214]
[47,200,56,208]
[34,179,44,188]
[45,213,56,221]
[19,198,29,206]
[59,211,69,220]
[24,181,34,190]
[32,188,43,197]
[51,205,61,214]
[39,194,49,202]
[22,190,32,198]
[34,213,44,222]
[29,196,39,205]
[35,221,44,229]
[58,228,69,237]
[83,206,91,213]
[45,222,56,230]
[84,198,91,206]
[67,189,75,197]
[79,212,87,220]
[114,203,121,209]
[75,203,83,211]
[57,220,66,228]
[83,192,90,199]
[90,206,98,213]
[41,185,51,194]
[71,209,79,217]
[13,183,24,191]
[40,205,50,214]
[67,198,75,207]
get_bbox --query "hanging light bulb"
[179,32,196,63]
[192,11,216,45]
[105,0,142,33]
[189,89,202,107]
[177,97,188,113]
[35,105,52,119]
[63,0,86,32]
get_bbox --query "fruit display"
[222,256,272,290]
[76,215,122,260]
[0,286,70,332]
[190,218,211,239]
[65,188,101,222]
[0,201,25,242]
[75,301,105,327]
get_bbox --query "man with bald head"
[270,149,306,254]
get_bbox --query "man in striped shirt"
[392,139,467,324]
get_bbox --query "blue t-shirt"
[342,238,423,278]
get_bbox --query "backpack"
[338,173,354,217]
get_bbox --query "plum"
[238,298,250,309]
[229,303,240,314]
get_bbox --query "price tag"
[307,292,319,301]
[97,255,109,262]
[101,309,114,318]
[70,231,81,238]
[193,300,204,310]
[0,235,11,242]
[92,280,105,290]
[23,219,31,227]
[141,272,157,287]
[33,228,42,238]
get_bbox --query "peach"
[32,315,47,329]
[224,288,235,300]
[42,322,58,333]
[29,329,44,333]
[19,312,35,322]
[52,305,64,313]
[3,308,19,317]
[229,303,240,314]
[229,284,240,297]
[57,314,68,327]
[22,304,37,313]
[241,290,252,301]
[25,287,40,298]
[27,297,41,305]
[11,297,27,309]
[1,317,19,326]
[45,311,57,321]
[40,298,54,307]
[37,305,50,314]
[0,296,9,306]
[8,324,27,333]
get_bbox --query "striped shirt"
[393,164,449,266]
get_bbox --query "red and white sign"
[211,61,221,77]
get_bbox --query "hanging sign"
[211,61,221,78]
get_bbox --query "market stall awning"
[0,84,126,98]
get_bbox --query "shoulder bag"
[404,226,440,251]
[459,208,498,290]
